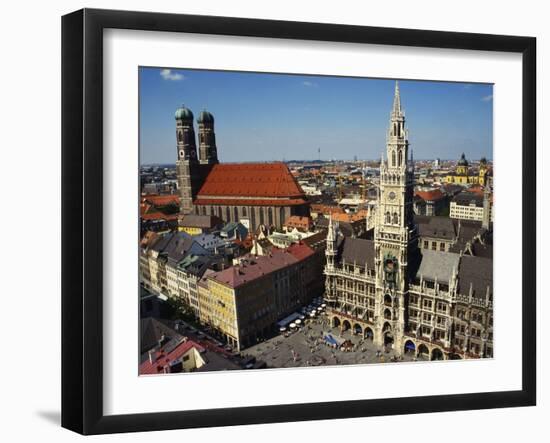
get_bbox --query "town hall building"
[324,82,493,361]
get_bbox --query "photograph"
[138,68,494,375]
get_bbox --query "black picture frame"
[62,8,536,435]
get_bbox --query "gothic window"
[280,207,285,225]
[392,212,399,224]
[242,207,247,217]
[259,208,264,225]
[217,206,222,218]
[398,150,403,167]
[268,208,273,226]
[392,151,396,167]
[177,131,183,142]
[385,212,391,224]
[234,206,239,221]
[226,207,230,222]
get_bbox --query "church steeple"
[387,80,408,166]
[392,80,402,118]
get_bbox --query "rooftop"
[208,244,314,288]
[197,163,306,199]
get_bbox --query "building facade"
[201,243,322,350]
[324,82,493,360]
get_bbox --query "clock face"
[388,191,396,200]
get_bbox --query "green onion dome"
[197,110,214,124]
[457,153,469,166]
[174,105,194,120]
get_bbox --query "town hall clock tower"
[374,81,419,349]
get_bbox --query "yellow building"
[197,275,240,349]
[444,154,488,186]
[178,214,222,235]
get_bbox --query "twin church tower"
[175,106,219,214]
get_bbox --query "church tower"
[175,105,201,215]
[197,109,219,166]
[374,81,418,350]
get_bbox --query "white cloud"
[160,69,184,81]
[302,80,318,87]
[481,94,493,102]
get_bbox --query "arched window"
[259,208,264,225]
[234,206,239,222]
[268,208,273,226]
[280,207,285,226]
[225,207,230,222]
[385,212,391,224]
[398,150,403,167]
[177,131,183,142]
[242,207,247,217]
[393,212,399,224]
[201,206,206,215]
[392,151,396,167]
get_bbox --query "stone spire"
[392,80,402,118]
[326,213,338,269]
[327,213,337,244]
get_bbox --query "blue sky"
[139,67,493,164]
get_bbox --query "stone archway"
[404,340,416,354]
[353,323,363,335]
[418,344,429,359]
[364,327,374,341]
[431,347,444,361]
[382,322,393,346]
[332,317,341,328]
[384,294,392,306]
[384,308,392,320]
[342,320,351,332]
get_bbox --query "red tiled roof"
[286,242,315,261]
[197,163,306,199]
[415,189,445,202]
[310,204,344,215]
[465,185,484,196]
[141,194,180,206]
[194,198,307,207]
[139,339,204,375]
[141,212,179,221]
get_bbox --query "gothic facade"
[324,83,493,360]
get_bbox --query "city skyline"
[139,67,493,165]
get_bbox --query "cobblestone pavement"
[243,316,428,368]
